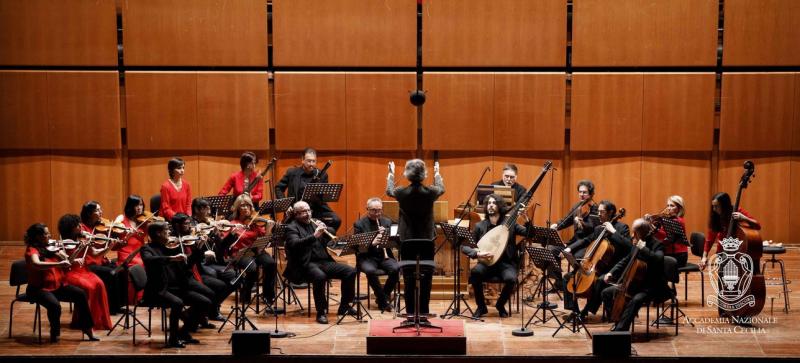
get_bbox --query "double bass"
[609,234,648,322]
[714,160,765,318]
[567,208,626,298]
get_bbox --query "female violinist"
[79,201,125,315]
[646,195,689,268]
[23,223,97,342]
[160,157,192,220]
[118,195,147,268]
[700,192,760,270]
[223,194,278,312]
[59,214,112,332]
[218,151,264,207]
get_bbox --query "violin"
[134,211,165,225]
[165,235,201,249]
[45,239,81,252]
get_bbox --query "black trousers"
[307,260,355,315]
[601,285,651,331]
[469,261,517,310]
[402,268,433,315]
[159,287,212,341]
[26,285,93,336]
[238,253,277,304]
[89,264,125,314]
[358,257,399,307]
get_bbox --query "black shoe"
[210,313,226,322]
[50,335,59,343]
[338,306,358,316]
[83,330,100,341]
[496,305,509,318]
[199,321,216,329]
[167,340,186,348]
[316,314,329,324]
[472,306,488,318]
[378,304,393,313]
[182,337,200,344]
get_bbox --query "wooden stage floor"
[0,244,798,359]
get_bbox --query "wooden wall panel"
[0,154,51,241]
[570,154,643,233]
[47,72,121,150]
[494,73,565,151]
[126,72,198,151]
[718,155,791,244]
[128,153,200,207]
[273,0,416,67]
[274,73,346,151]
[422,73,494,151]
[345,73,417,151]
[426,152,493,220]
[122,0,267,66]
[723,0,800,66]
[0,71,48,149]
[491,154,564,227]
[571,73,643,152]
[344,152,416,230]
[197,72,269,151]
[422,0,565,67]
[642,73,715,151]
[641,154,712,237]
[0,0,117,66]
[572,0,717,66]
[720,73,796,151]
[49,152,123,225]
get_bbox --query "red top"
[224,217,266,257]
[654,216,688,255]
[161,179,192,220]
[704,207,760,253]
[118,217,145,267]
[80,223,109,266]
[25,247,64,291]
[219,171,263,204]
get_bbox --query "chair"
[483,275,515,317]
[129,264,169,345]
[149,194,161,215]
[8,259,43,344]
[762,245,791,313]
[676,232,706,306]
[632,256,680,339]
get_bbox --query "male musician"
[283,201,356,324]
[491,163,526,203]
[141,221,211,348]
[462,194,530,318]
[352,198,399,312]
[561,200,631,318]
[276,147,342,232]
[601,218,670,332]
[386,158,445,316]
[547,179,599,288]
[218,151,264,206]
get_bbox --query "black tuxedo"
[353,216,399,309]
[275,166,341,232]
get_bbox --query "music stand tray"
[204,195,234,215]
[270,223,289,247]
[530,226,563,247]
[661,218,689,246]
[331,231,378,258]
[301,183,343,203]
[439,223,476,248]
[258,197,295,215]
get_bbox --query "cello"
[609,233,648,322]
[713,160,765,318]
[567,208,626,298]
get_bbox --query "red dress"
[68,224,112,330]
[704,207,760,254]
[219,170,263,204]
[160,179,192,220]
[118,217,145,304]
[25,247,64,292]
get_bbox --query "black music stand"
[203,195,234,216]
[334,231,379,324]
[517,247,563,336]
[108,250,147,336]
[393,239,442,335]
[301,183,343,204]
[271,223,305,314]
[258,197,295,216]
[218,256,259,338]
[530,226,565,301]
[662,218,689,246]
[552,250,591,338]
[438,222,480,321]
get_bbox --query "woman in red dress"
[59,213,113,331]
[24,223,97,342]
[648,195,689,268]
[118,195,148,304]
[700,192,761,270]
[218,151,264,206]
[161,157,192,220]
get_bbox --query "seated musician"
[190,198,236,282]
[23,223,96,342]
[283,201,356,324]
[218,151,264,207]
[78,201,124,315]
[171,214,227,327]
[221,195,278,313]
[461,194,531,318]
[141,221,210,348]
[275,147,342,232]
[646,195,689,268]
[561,200,631,319]
[160,157,192,220]
[547,180,599,288]
[601,218,670,332]
[118,195,147,269]
[491,163,526,202]
[700,192,760,270]
[352,197,399,312]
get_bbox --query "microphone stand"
[264,159,291,339]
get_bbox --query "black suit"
[283,219,355,316]
[141,243,211,341]
[547,201,599,285]
[386,173,444,314]
[275,167,341,232]
[353,216,399,309]
[602,235,670,331]
[462,218,530,312]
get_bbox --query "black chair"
[149,194,161,215]
[676,232,706,306]
[762,245,791,313]
[631,256,679,339]
[129,264,169,345]
[8,259,43,344]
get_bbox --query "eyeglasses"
[367,208,383,212]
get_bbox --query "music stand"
[517,247,563,336]
[301,183,343,203]
[334,231,379,324]
[108,249,147,336]
[393,239,442,335]
[203,195,234,215]
[258,197,295,216]
[438,222,480,321]
[530,226,565,300]
[218,256,259,337]
[552,250,591,338]
[662,218,689,246]
[270,223,304,314]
